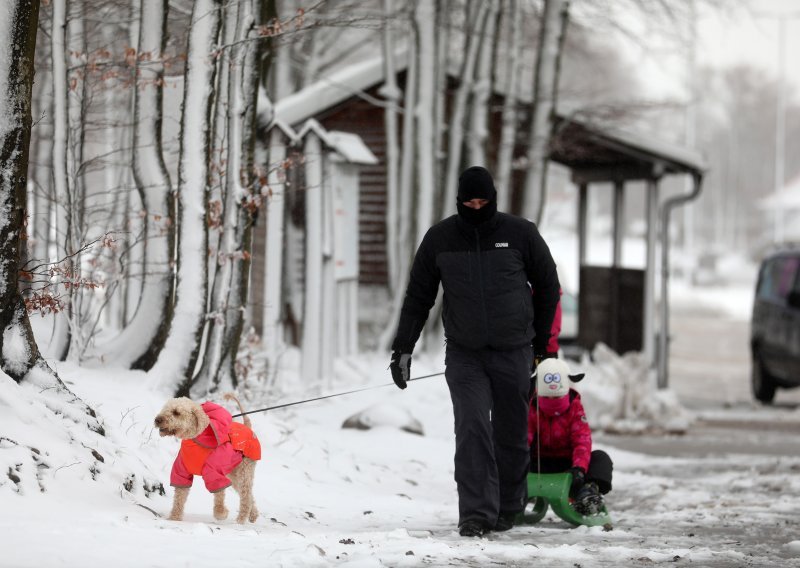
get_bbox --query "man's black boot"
[493,512,517,532]
[459,519,489,537]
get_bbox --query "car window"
[757,256,800,302]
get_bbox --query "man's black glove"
[389,351,412,389]
[568,466,586,494]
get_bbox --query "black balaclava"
[456,166,498,225]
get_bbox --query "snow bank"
[0,365,165,502]
[342,403,424,435]
[575,343,694,434]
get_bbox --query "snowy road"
[587,308,800,567]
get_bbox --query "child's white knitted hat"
[534,358,585,398]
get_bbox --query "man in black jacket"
[389,166,560,537]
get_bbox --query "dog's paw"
[214,506,229,520]
[167,513,183,521]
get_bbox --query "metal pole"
[643,179,658,368]
[578,182,588,266]
[683,0,697,279]
[612,181,624,268]
[658,172,703,389]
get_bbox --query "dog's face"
[154,397,210,439]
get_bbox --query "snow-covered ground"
[3,313,800,566]
[3,242,800,566]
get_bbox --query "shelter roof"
[550,115,706,182]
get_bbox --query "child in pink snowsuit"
[528,358,612,515]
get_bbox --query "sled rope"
[231,372,445,417]
[534,386,542,487]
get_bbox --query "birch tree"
[520,0,570,223]
[150,0,222,396]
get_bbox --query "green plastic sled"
[516,472,612,529]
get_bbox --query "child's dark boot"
[574,481,603,515]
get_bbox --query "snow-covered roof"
[324,131,379,165]
[266,53,407,127]
[553,114,707,175]
[291,119,379,165]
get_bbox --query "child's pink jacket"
[527,390,592,471]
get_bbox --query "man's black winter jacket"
[392,212,560,354]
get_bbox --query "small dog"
[154,393,260,523]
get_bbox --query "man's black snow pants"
[445,344,532,528]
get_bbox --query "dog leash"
[231,371,445,417]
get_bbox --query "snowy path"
[3,424,799,567]
[3,354,800,567]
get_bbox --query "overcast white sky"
[619,0,800,104]
[697,0,800,98]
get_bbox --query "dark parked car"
[750,250,800,403]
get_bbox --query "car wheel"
[752,351,777,404]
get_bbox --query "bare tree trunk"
[199,0,264,393]
[299,0,324,87]
[520,0,570,223]
[29,61,52,269]
[416,0,447,351]
[433,0,449,218]
[413,0,437,247]
[441,1,489,218]
[301,132,324,384]
[467,0,499,167]
[381,0,402,295]
[495,0,523,211]
[215,0,264,388]
[195,0,237,390]
[0,0,103,434]
[261,127,286,380]
[64,0,89,361]
[96,0,175,370]
[127,0,174,368]
[150,0,222,396]
[48,0,72,360]
[378,28,417,352]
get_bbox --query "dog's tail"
[224,393,251,429]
